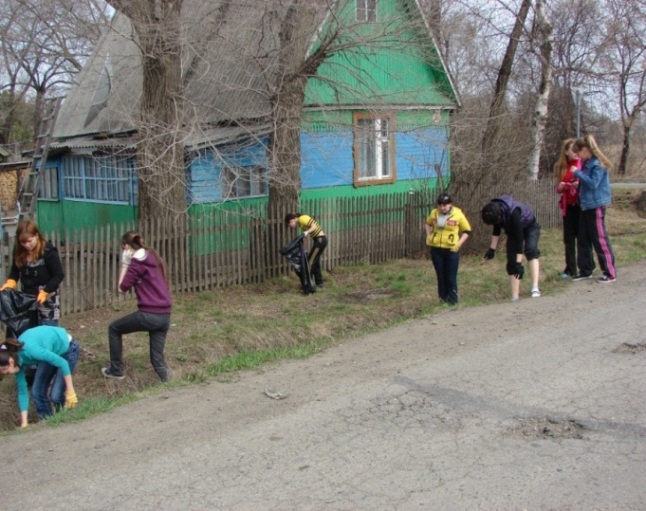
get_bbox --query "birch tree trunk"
[527,0,553,181]
[480,0,532,174]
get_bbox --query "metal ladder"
[18,96,63,222]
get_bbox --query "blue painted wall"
[300,126,449,190]
[189,139,269,204]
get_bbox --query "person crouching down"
[0,325,79,428]
[284,213,328,287]
[481,195,541,301]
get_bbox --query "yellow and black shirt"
[425,206,471,251]
[297,214,323,237]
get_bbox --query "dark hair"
[0,338,23,370]
[437,193,452,205]
[481,202,502,225]
[284,213,300,227]
[121,231,169,284]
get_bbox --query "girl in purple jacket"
[102,231,172,382]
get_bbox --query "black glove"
[507,261,524,279]
[484,248,496,260]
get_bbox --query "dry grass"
[2,193,646,431]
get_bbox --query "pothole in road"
[508,417,586,440]
[612,342,646,354]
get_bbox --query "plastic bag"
[0,289,39,337]
[279,235,316,294]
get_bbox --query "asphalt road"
[2,262,646,511]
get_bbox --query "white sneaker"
[531,289,541,298]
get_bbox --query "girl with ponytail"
[571,134,617,283]
[101,231,172,382]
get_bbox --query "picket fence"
[0,180,560,318]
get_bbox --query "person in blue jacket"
[570,134,617,283]
[0,325,79,428]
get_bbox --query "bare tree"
[105,0,186,223]
[405,0,646,191]
[602,0,646,175]
[527,0,552,180]
[480,0,532,174]
[0,0,110,146]
[0,1,32,146]
[266,2,327,208]
[538,0,600,175]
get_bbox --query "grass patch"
[2,205,646,431]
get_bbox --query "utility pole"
[574,88,582,138]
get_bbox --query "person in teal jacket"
[0,325,79,427]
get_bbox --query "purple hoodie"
[120,251,172,314]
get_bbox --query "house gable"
[304,0,458,108]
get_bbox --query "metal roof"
[53,0,459,145]
[54,0,326,141]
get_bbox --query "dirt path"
[3,262,646,510]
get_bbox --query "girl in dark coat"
[0,220,64,327]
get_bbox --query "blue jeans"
[31,338,80,419]
[430,247,460,304]
[22,319,60,389]
[108,310,171,381]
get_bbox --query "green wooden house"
[42,0,459,234]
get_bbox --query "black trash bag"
[279,235,316,295]
[0,289,39,337]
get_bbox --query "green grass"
[1,199,645,432]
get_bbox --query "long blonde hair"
[573,134,612,172]
[554,138,576,182]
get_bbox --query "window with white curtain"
[61,154,134,204]
[354,113,395,185]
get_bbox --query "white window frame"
[222,166,268,199]
[357,0,377,22]
[354,112,396,186]
[38,166,59,200]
